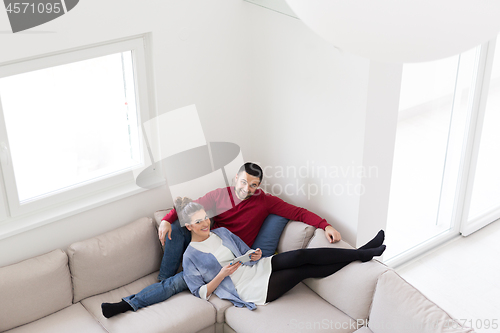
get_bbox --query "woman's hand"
[250,248,262,261]
[219,261,242,278]
[206,262,241,297]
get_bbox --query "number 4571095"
[6,2,62,14]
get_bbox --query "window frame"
[459,37,499,236]
[0,35,156,238]
[385,39,498,267]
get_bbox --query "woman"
[179,197,386,310]
[102,197,385,317]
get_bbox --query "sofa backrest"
[67,217,162,303]
[277,221,316,253]
[0,249,73,332]
[154,209,170,229]
[156,209,317,254]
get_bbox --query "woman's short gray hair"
[174,197,204,227]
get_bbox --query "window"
[0,36,154,234]
[385,48,477,263]
[468,36,500,224]
[385,33,500,266]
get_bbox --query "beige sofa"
[0,211,475,333]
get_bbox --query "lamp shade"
[285,0,500,63]
[135,105,245,218]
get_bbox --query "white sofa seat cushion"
[81,272,216,333]
[225,283,358,333]
[304,261,388,323]
[369,270,474,333]
[4,303,106,333]
[208,294,233,324]
[68,217,162,302]
[0,249,72,332]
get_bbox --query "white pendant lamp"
[285,0,500,62]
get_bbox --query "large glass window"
[385,33,500,265]
[0,36,151,224]
[0,52,141,203]
[385,49,477,262]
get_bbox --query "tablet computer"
[231,252,254,265]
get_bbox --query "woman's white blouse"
[190,232,273,305]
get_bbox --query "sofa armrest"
[0,249,73,332]
[368,270,474,333]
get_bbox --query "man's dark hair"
[238,162,263,183]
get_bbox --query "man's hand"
[250,248,262,261]
[325,225,341,243]
[158,220,172,246]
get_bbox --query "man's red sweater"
[163,187,329,246]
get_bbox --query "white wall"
[0,0,401,266]
[242,4,402,245]
[356,61,402,248]
[243,4,372,243]
[0,0,256,267]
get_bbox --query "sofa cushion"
[277,221,315,253]
[81,272,216,333]
[4,303,106,333]
[0,249,72,332]
[225,283,358,333]
[154,209,171,228]
[68,217,162,302]
[369,270,473,333]
[252,214,290,257]
[304,229,389,321]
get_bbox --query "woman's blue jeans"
[123,271,188,311]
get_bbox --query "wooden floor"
[395,219,500,333]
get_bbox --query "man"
[101,162,341,318]
[157,162,341,280]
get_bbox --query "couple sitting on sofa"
[101,163,386,317]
